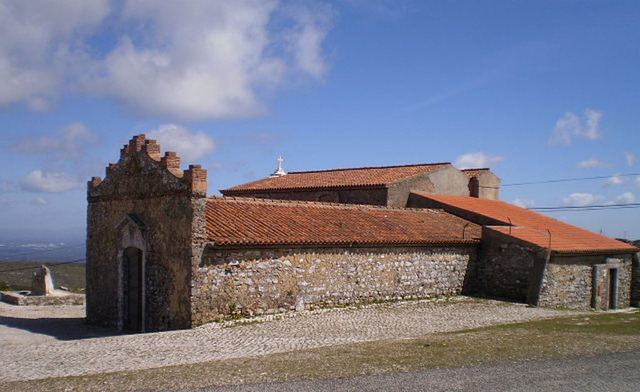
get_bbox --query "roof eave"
[551,247,639,256]
[221,184,389,194]
[206,239,481,249]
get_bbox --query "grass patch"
[2,309,639,392]
[0,261,85,291]
[452,309,640,336]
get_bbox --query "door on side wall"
[595,266,619,311]
[123,247,143,331]
[608,268,618,310]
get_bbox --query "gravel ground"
[0,297,587,382]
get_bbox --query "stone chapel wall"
[87,135,207,331]
[190,245,477,325]
[476,228,538,302]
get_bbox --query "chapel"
[86,135,639,331]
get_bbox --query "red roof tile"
[205,197,481,246]
[413,194,637,254]
[222,163,451,193]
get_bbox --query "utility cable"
[502,173,640,187]
[0,258,85,273]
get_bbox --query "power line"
[503,172,640,187]
[531,203,640,212]
[0,258,85,273]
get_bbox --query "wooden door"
[124,247,143,331]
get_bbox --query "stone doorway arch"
[116,214,148,332]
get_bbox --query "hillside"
[0,261,85,292]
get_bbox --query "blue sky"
[0,0,639,243]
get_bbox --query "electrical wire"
[503,173,640,187]
[0,258,85,273]
[532,203,640,212]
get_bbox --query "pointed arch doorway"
[123,246,144,331]
[117,213,148,332]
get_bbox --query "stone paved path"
[0,297,587,382]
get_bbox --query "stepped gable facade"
[87,135,639,332]
[222,161,500,207]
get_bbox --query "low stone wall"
[539,255,633,309]
[0,291,85,306]
[190,245,476,325]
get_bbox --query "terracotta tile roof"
[222,163,451,193]
[412,194,638,254]
[461,168,491,178]
[205,197,481,246]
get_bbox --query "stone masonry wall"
[476,229,540,302]
[190,246,477,325]
[87,136,207,331]
[87,195,195,330]
[539,254,633,309]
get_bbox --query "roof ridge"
[461,167,490,171]
[287,162,451,175]
[208,195,444,213]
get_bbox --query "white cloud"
[562,192,605,207]
[0,179,16,193]
[0,0,110,108]
[1,1,333,121]
[84,1,333,121]
[512,198,536,208]
[284,3,333,79]
[625,151,636,166]
[21,170,83,193]
[342,0,416,17]
[454,152,505,170]
[614,192,636,204]
[11,122,98,159]
[147,124,216,162]
[26,96,54,112]
[549,109,603,145]
[604,173,625,187]
[31,197,48,206]
[577,158,612,169]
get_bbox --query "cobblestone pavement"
[0,297,587,382]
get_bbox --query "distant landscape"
[0,261,85,292]
[0,233,86,292]
[0,239,85,263]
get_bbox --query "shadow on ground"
[0,315,122,341]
